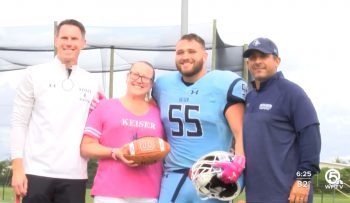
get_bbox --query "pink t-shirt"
[84,99,164,198]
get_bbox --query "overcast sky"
[0,0,349,161]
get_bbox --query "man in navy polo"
[243,38,321,203]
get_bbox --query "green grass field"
[0,187,94,203]
[0,187,348,203]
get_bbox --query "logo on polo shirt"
[259,103,272,111]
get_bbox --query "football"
[122,136,170,165]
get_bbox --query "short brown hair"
[56,19,86,37]
[180,33,205,49]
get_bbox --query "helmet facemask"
[190,151,244,201]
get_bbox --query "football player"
[152,33,247,203]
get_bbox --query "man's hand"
[11,167,28,196]
[289,180,310,203]
[89,91,105,112]
[213,155,245,184]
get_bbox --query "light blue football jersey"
[152,70,247,171]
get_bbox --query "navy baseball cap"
[243,38,279,58]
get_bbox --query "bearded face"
[176,57,204,77]
[175,39,208,80]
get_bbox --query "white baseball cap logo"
[252,39,261,46]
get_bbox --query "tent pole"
[211,19,217,71]
[181,0,188,36]
[54,21,57,56]
[109,47,115,99]
[243,44,249,82]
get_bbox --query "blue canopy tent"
[0,22,247,161]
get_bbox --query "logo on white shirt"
[259,103,272,111]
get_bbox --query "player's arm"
[214,103,246,184]
[214,77,247,184]
[225,103,245,156]
[225,77,247,155]
[225,77,247,156]
[10,69,34,197]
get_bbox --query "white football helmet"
[190,151,245,201]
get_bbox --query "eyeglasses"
[128,71,153,84]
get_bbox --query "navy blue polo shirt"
[243,71,320,202]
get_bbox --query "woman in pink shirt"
[81,61,164,203]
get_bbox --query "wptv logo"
[324,169,344,190]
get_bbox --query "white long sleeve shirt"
[10,58,100,179]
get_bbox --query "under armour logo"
[252,39,261,47]
[191,89,199,95]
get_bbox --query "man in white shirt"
[10,19,100,203]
